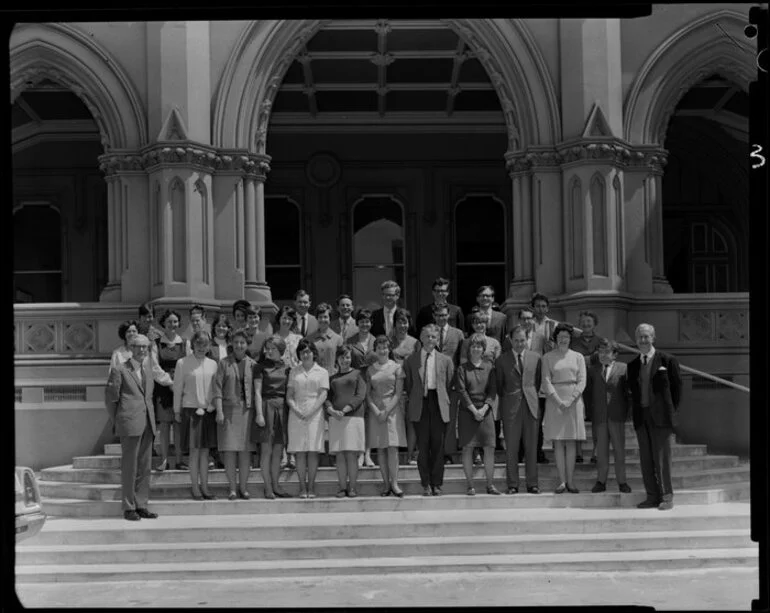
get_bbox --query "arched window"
[352,196,405,311]
[265,195,302,300]
[14,202,62,302]
[454,195,506,316]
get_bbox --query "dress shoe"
[486,485,502,495]
[526,486,540,494]
[467,486,476,496]
[422,486,432,497]
[335,489,347,498]
[347,489,358,498]
[618,483,632,493]
[380,487,393,497]
[555,483,567,494]
[273,489,292,498]
[307,492,317,499]
[408,456,418,466]
[575,455,584,464]
[176,461,189,471]
[658,500,674,511]
[201,491,217,500]
[637,498,661,509]
[124,510,141,521]
[566,485,579,494]
[155,459,167,472]
[391,486,405,498]
[228,491,237,501]
[135,508,158,519]
[264,490,276,500]
[298,491,309,499]
[506,486,519,495]
[591,481,606,493]
[191,490,203,501]
[432,486,443,496]
[238,489,251,500]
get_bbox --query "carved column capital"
[556,139,633,168]
[624,147,669,175]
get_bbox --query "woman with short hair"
[326,345,367,497]
[173,331,219,499]
[389,308,421,465]
[366,335,407,497]
[275,305,303,369]
[208,313,232,362]
[286,339,330,498]
[252,335,292,499]
[346,308,378,468]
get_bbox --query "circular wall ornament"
[306,152,341,189]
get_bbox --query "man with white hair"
[627,323,682,511]
[105,334,173,521]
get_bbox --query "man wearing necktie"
[331,294,359,342]
[627,323,682,511]
[294,290,318,338]
[105,335,173,521]
[494,325,542,494]
[371,280,401,337]
[404,324,455,496]
[432,303,465,460]
[584,339,632,494]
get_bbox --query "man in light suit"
[627,323,682,511]
[404,324,456,496]
[415,277,465,334]
[433,303,465,459]
[470,285,507,344]
[584,339,633,494]
[105,334,173,521]
[371,280,402,337]
[294,289,318,338]
[330,294,359,342]
[495,325,542,494]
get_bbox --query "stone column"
[527,150,564,297]
[243,154,272,304]
[506,157,536,300]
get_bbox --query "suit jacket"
[436,325,465,367]
[403,349,455,423]
[415,303,465,336]
[211,354,257,409]
[105,359,162,438]
[584,361,631,424]
[346,332,377,371]
[296,313,318,337]
[371,306,411,337]
[330,317,359,342]
[471,309,507,345]
[627,350,682,430]
[495,349,542,420]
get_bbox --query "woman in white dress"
[275,304,303,470]
[366,335,406,497]
[541,323,587,494]
[286,339,330,498]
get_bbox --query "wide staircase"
[17,421,754,583]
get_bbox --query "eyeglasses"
[129,344,150,350]
[479,293,494,298]
[433,289,449,294]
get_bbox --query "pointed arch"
[212,19,560,154]
[10,23,147,150]
[569,176,584,280]
[169,177,186,283]
[589,173,607,276]
[623,9,753,145]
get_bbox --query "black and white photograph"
[11,4,764,608]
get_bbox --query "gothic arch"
[10,23,147,150]
[623,9,753,145]
[212,19,560,154]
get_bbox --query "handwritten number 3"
[751,144,766,169]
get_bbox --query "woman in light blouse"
[208,313,232,363]
[306,302,344,375]
[212,329,256,500]
[541,323,587,494]
[173,331,220,500]
[275,305,303,369]
[456,333,500,495]
[109,320,140,374]
[389,308,421,465]
[286,339,330,498]
[252,335,292,499]
[325,345,367,497]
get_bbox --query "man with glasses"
[471,285,507,344]
[105,335,173,521]
[416,277,465,334]
[371,280,403,337]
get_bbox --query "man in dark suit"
[415,277,465,334]
[105,334,173,521]
[627,323,682,510]
[370,280,401,337]
[404,324,456,496]
[470,285,507,344]
[433,303,466,460]
[584,338,633,494]
[330,294,359,342]
[294,289,318,338]
[495,325,542,494]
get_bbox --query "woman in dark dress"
[252,335,292,499]
[154,309,190,471]
[456,333,500,495]
[325,345,367,497]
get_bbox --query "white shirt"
[384,306,395,335]
[530,318,552,355]
[603,360,615,381]
[640,347,656,365]
[173,355,219,413]
[420,348,437,391]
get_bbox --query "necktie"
[603,364,610,382]
[642,355,648,366]
[341,320,346,338]
[301,316,306,337]
[517,353,523,373]
[439,327,445,352]
[423,351,431,397]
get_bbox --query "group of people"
[105,278,682,522]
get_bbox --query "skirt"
[252,397,288,447]
[287,407,325,453]
[458,405,496,448]
[179,407,218,452]
[153,386,175,423]
[543,397,587,441]
[328,415,366,454]
[367,398,407,449]
[216,401,256,453]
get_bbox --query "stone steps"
[15,529,752,566]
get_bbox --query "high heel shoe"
[191,489,203,501]
[391,485,404,498]
[201,490,217,500]
[555,483,567,494]
[273,489,292,498]
[238,489,251,500]
[228,491,237,501]
[155,459,168,472]
[264,490,275,500]
[380,486,393,497]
